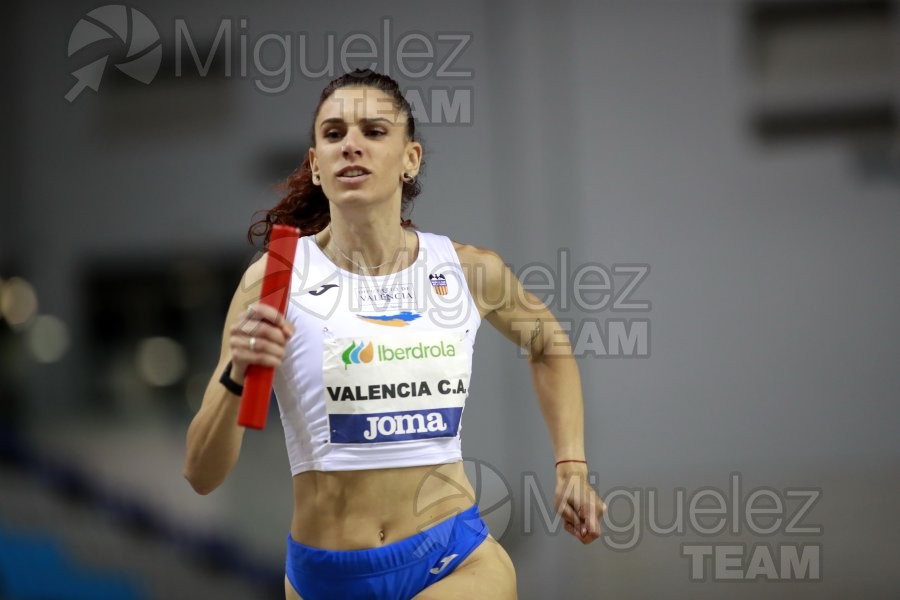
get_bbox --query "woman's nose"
[341,132,363,157]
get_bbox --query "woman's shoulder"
[445,239,517,314]
[413,229,501,270]
[450,239,504,273]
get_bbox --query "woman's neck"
[318,209,414,275]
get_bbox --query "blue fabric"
[286,503,488,600]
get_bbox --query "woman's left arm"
[459,244,606,544]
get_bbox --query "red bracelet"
[555,459,588,468]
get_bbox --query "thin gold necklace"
[326,222,407,273]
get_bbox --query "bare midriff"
[289,461,476,550]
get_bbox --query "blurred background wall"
[2,0,898,598]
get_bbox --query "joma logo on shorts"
[363,412,448,440]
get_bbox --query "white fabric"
[272,230,482,475]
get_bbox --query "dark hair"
[248,69,423,247]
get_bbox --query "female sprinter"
[184,70,605,600]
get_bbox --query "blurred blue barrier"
[0,527,144,600]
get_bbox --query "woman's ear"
[403,141,423,177]
[308,147,318,176]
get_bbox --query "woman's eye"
[324,130,342,140]
[367,130,386,137]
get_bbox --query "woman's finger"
[568,494,604,538]
[248,335,287,359]
[558,501,581,531]
[234,319,288,346]
[563,519,591,543]
[240,304,294,339]
[581,496,604,537]
[246,303,285,329]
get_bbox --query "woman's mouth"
[336,167,371,185]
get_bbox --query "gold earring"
[401,172,414,183]
[312,173,320,185]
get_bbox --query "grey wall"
[6,1,899,598]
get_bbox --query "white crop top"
[272,230,482,475]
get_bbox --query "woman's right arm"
[183,256,294,495]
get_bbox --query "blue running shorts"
[285,503,489,600]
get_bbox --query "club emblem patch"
[429,273,448,295]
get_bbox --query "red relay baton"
[238,224,300,429]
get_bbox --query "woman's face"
[309,86,421,209]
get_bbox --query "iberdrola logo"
[342,341,375,367]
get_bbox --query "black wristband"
[219,361,244,396]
